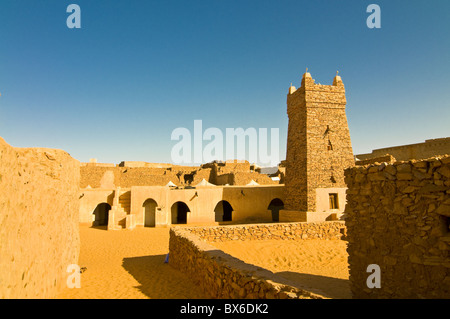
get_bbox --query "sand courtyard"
[57,225,207,299]
[57,225,350,299]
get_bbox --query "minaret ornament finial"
[306,67,308,73]
[336,70,339,76]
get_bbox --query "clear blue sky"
[1,1,449,165]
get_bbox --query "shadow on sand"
[90,225,108,231]
[122,254,351,299]
[275,271,351,299]
[122,254,207,299]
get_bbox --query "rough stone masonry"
[281,71,354,222]
[168,223,345,299]
[344,156,450,298]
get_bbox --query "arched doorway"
[268,198,284,222]
[214,200,233,222]
[143,199,157,227]
[171,201,190,224]
[92,203,111,226]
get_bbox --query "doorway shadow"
[122,255,207,299]
[217,220,273,226]
[90,225,108,231]
[275,271,352,299]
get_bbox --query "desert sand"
[57,225,207,299]
[57,225,350,299]
[212,239,351,299]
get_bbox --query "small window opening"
[329,193,339,210]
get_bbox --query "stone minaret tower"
[280,71,355,222]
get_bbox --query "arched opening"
[214,200,233,222]
[92,203,111,226]
[143,198,157,227]
[171,201,190,225]
[268,198,284,222]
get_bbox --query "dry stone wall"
[355,154,396,166]
[0,137,80,298]
[184,221,345,242]
[356,137,450,162]
[169,226,336,299]
[344,156,450,298]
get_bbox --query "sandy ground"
[212,239,351,299]
[57,225,207,299]
[57,225,350,299]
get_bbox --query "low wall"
[355,137,450,162]
[169,222,345,299]
[355,154,396,166]
[80,166,183,188]
[0,137,80,298]
[344,156,450,298]
[184,221,345,242]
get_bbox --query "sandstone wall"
[169,224,346,299]
[0,137,80,298]
[216,160,251,174]
[191,168,213,185]
[355,154,395,166]
[356,137,450,162]
[128,185,285,227]
[206,160,278,186]
[118,161,194,169]
[215,173,233,185]
[81,161,276,188]
[284,73,354,212]
[284,85,307,210]
[231,172,277,186]
[80,166,184,188]
[184,221,345,242]
[344,156,450,298]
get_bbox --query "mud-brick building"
[79,160,285,229]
